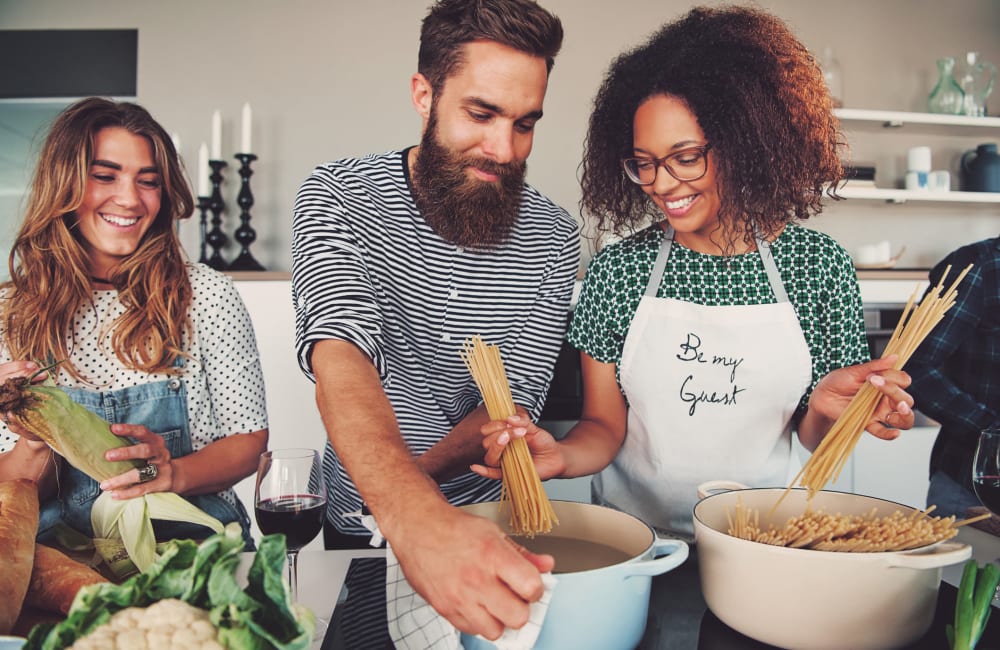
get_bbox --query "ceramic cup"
[856,241,892,266]
[906,146,932,173]
[905,170,929,190]
[928,170,951,191]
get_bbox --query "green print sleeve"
[794,235,869,410]
[568,252,625,364]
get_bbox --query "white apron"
[592,225,813,537]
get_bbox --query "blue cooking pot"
[460,500,689,650]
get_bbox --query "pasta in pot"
[727,497,988,552]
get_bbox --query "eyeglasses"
[621,144,711,185]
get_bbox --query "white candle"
[210,110,222,159]
[240,102,252,153]
[198,142,210,196]
[170,132,181,155]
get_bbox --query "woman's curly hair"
[2,97,194,381]
[580,5,845,251]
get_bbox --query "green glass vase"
[928,57,965,115]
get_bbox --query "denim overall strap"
[37,366,254,549]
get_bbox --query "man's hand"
[388,500,554,640]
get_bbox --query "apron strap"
[643,227,675,297]
[756,234,789,303]
[645,225,789,303]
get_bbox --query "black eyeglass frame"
[621,144,712,185]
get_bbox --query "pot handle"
[697,480,750,500]
[623,538,689,578]
[883,542,972,570]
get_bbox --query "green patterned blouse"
[568,222,869,412]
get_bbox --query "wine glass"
[254,448,327,603]
[973,429,1000,516]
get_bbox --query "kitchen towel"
[386,543,556,650]
[346,509,556,650]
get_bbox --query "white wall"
[230,280,328,549]
[2,0,998,272]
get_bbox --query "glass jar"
[957,51,996,117]
[820,46,844,108]
[928,57,965,115]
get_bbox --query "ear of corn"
[0,377,224,574]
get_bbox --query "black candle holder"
[205,160,229,270]
[196,196,212,265]
[228,153,265,271]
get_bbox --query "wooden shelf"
[227,271,290,281]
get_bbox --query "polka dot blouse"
[0,263,268,476]
[568,222,870,412]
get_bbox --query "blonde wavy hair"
[2,97,194,380]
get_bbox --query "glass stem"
[287,550,300,603]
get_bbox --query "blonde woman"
[0,98,268,547]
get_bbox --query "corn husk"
[0,378,224,574]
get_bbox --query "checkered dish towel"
[352,510,557,650]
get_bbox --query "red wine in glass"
[973,429,1000,516]
[255,449,327,604]
[256,494,325,551]
[974,477,1000,515]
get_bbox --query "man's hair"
[418,0,563,93]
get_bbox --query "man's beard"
[411,115,526,250]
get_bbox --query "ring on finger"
[137,462,159,484]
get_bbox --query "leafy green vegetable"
[948,559,1000,650]
[24,523,315,650]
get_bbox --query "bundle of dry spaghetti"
[460,335,558,537]
[727,498,988,552]
[785,264,973,503]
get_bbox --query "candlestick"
[240,102,252,154]
[205,160,229,270]
[211,110,222,159]
[197,142,209,197]
[227,153,265,271]
[196,195,212,265]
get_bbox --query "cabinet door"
[851,425,938,508]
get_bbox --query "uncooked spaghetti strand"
[778,265,974,508]
[460,336,558,536]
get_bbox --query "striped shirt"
[292,148,580,535]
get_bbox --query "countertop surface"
[299,525,1000,650]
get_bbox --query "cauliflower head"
[67,599,224,650]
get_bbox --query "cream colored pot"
[693,485,971,650]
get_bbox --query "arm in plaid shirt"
[906,237,1000,480]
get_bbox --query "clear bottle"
[820,46,844,108]
[957,51,996,117]
[927,57,965,115]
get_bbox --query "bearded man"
[290,0,578,643]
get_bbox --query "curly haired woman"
[476,6,915,537]
[0,98,268,547]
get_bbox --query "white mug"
[906,146,932,173]
[905,170,929,190]
[928,169,951,191]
